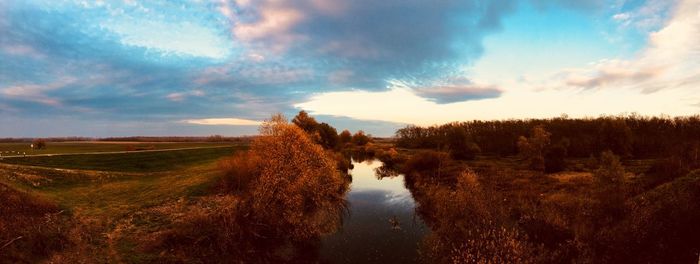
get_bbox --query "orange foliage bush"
[217,151,261,193]
[246,114,348,240]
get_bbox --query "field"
[0,141,239,156]
[0,143,247,262]
[0,146,239,172]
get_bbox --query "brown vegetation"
[31,138,47,150]
[393,145,700,263]
[138,114,350,262]
[0,184,70,263]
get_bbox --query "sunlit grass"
[0,141,239,155]
[0,146,245,172]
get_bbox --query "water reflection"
[321,159,427,263]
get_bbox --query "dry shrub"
[402,150,462,186]
[331,151,352,173]
[247,115,348,240]
[376,147,403,167]
[217,151,261,193]
[518,126,551,172]
[141,196,248,262]
[417,171,535,263]
[0,183,70,263]
[592,151,626,223]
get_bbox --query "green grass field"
[0,143,248,216]
[0,141,240,155]
[0,145,245,172]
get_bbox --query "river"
[321,159,428,263]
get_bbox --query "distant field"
[0,145,247,172]
[0,141,241,155]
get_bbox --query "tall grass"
[0,183,70,262]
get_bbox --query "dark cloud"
[233,0,518,90]
[414,84,502,104]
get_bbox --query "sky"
[1,0,698,137]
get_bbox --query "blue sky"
[1,0,698,137]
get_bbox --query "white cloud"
[296,86,697,126]
[182,118,262,126]
[558,0,700,93]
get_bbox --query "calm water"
[321,159,428,263]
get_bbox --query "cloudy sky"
[1,0,698,137]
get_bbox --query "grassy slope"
[0,145,246,262]
[0,141,239,155]
[0,146,245,172]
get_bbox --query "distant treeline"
[0,135,254,143]
[395,115,700,159]
[0,137,93,143]
[97,135,254,142]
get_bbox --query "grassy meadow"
[1,146,240,172]
[0,141,239,156]
[0,143,247,262]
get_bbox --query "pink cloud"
[1,77,77,106]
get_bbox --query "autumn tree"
[351,130,371,146]
[316,122,339,149]
[599,118,632,157]
[593,150,626,221]
[244,114,349,240]
[338,130,352,145]
[445,125,480,160]
[517,125,551,171]
[291,110,319,134]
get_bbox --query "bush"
[518,126,551,172]
[291,110,319,134]
[217,151,261,193]
[317,122,339,149]
[592,151,626,222]
[32,139,46,150]
[402,150,461,185]
[402,151,449,174]
[351,130,371,146]
[450,142,481,161]
[339,130,352,145]
[417,171,534,263]
[243,114,349,240]
[376,148,401,166]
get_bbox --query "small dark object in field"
[389,216,401,230]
